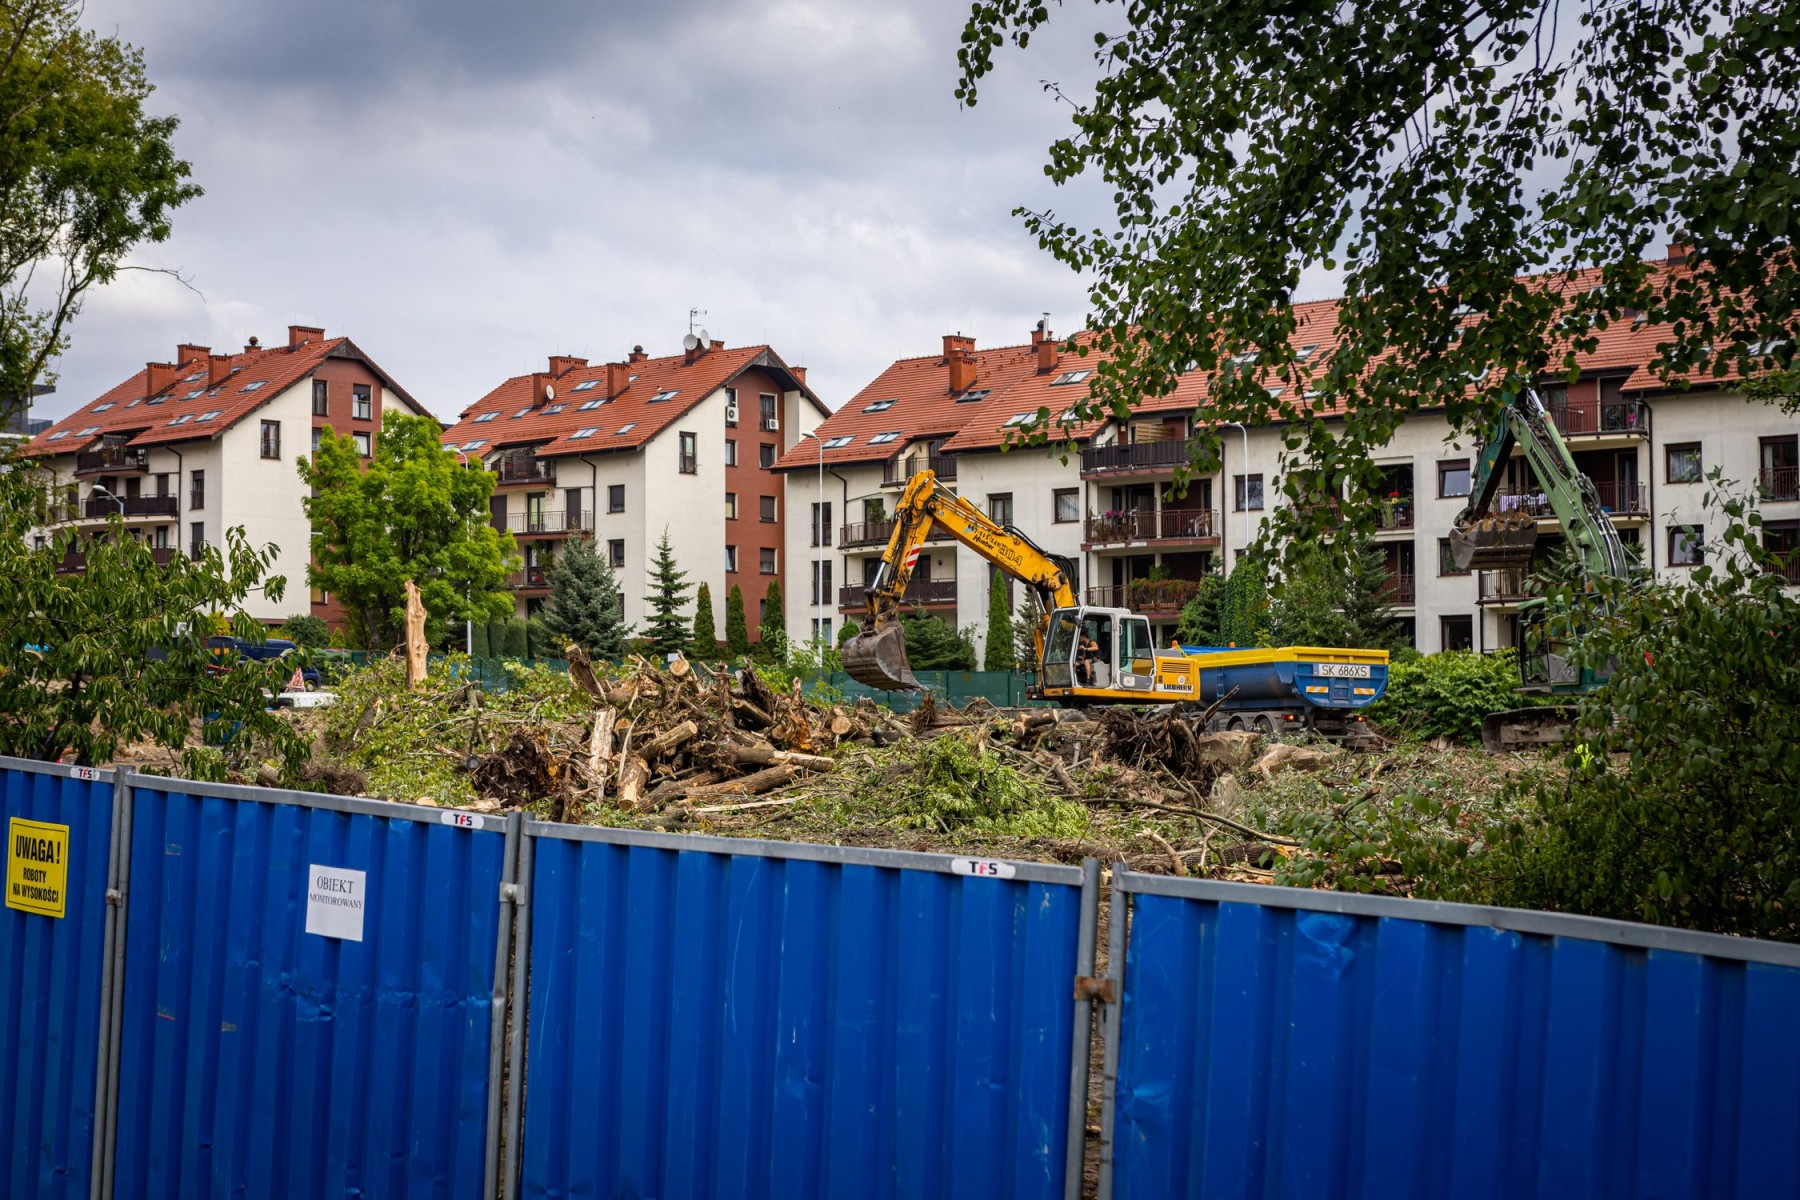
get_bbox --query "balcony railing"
[838,578,958,609]
[838,519,951,549]
[1477,569,1531,604]
[83,494,178,519]
[1381,572,1417,605]
[882,453,957,485]
[1084,579,1206,613]
[495,457,556,485]
[513,566,552,589]
[75,446,149,474]
[514,510,594,535]
[1760,466,1799,502]
[56,546,180,574]
[1772,555,1800,585]
[1493,480,1648,519]
[1080,438,1197,476]
[1546,399,1649,438]
[1085,508,1218,546]
[1375,500,1416,530]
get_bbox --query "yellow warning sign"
[6,817,68,918]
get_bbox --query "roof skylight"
[182,390,204,400]
[1003,413,1035,427]
[195,410,223,422]
[514,407,531,418]
[1295,344,1319,360]
[571,380,600,392]
[823,435,853,449]
[473,412,498,423]
[168,414,193,426]
[78,426,100,436]
[863,399,896,413]
[239,380,265,393]
[867,431,901,445]
[956,389,991,403]
[577,399,604,411]
[569,428,599,440]
[93,402,115,413]
[616,422,637,434]
[649,389,679,403]
[544,403,566,415]
[1050,370,1090,386]
[460,439,486,451]
[48,431,67,440]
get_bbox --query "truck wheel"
[1226,715,1246,732]
[1252,714,1275,735]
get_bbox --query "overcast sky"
[42,0,1123,422]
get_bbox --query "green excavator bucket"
[841,623,922,691]
[1449,512,1538,572]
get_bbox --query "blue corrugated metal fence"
[513,826,1095,1200]
[0,761,116,1200]
[1099,872,1800,1199]
[109,776,516,1200]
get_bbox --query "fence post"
[484,811,524,1200]
[500,821,537,1199]
[1096,865,1128,1200]
[1064,858,1102,1200]
[97,766,134,1200]
[88,769,123,1198]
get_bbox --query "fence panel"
[516,826,1094,1200]
[111,777,514,1200]
[1100,873,1800,1200]
[0,759,116,1200]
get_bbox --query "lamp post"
[90,484,125,517]
[800,430,825,646]
[1221,421,1250,563]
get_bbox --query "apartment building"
[440,339,827,637]
[22,327,428,624]
[778,270,1800,659]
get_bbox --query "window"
[988,493,1014,526]
[260,420,281,459]
[154,524,169,549]
[823,435,853,449]
[650,389,679,403]
[1438,538,1470,576]
[811,502,832,547]
[195,410,222,423]
[1295,344,1319,360]
[812,618,834,642]
[759,393,778,430]
[863,399,896,413]
[571,379,600,392]
[578,399,603,411]
[1051,369,1090,385]
[459,439,486,451]
[47,431,66,440]
[1764,520,1799,581]
[515,407,532,418]
[568,428,598,440]
[759,443,776,468]
[617,422,637,434]
[760,547,777,574]
[1234,474,1264,511]
[1669,524,1704,566]
[725,544,739,573]
[93,402,115,413]
[724,387,738,425]
[190,470,204,510]
[544,403,565,415]
[190,521,205,558]
[1053,488,1080,524]
[168,414,193,426]
[1666,442,1702,483]
[1003,413,1034,428]
[1438,459,1472,498]
[679,431,698,473]
[352,431,372,457]
[811,559,833,606]
[760,495,777,522]
[474,412,498,423]
[759,598,769,624]
[608,484,625,513]
[1760,435,1798,500]
[608,539,625,569]
[312,379,329,416]
[353,384,372,420]
[867,432,900,445]
[1440,615,1474,652]
[239,380,265,393]
[725,439,738,466]
[956,389,990,404]
[725,492,738,520]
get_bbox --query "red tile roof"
[442,343,826,459]
[23,334,425,457]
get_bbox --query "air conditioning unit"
[761,416,779,432]
[725,404,739,424]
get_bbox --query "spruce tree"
[541,536,629,659]
[690,582,717,661]
[1175,570,1225,646]
[758,578,787,662]
[983,572,1014,671]
[642,529,692,658]
[725,584,751,660]
[1338,536,1404,650]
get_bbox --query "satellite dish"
[697,328,710,345]
[543,384,555,401]
[682,333,700,351]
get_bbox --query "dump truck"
[842,470,1387,735]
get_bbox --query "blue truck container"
[1176,645,1389,736]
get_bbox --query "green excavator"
[1449,386,1642,750]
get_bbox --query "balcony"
[494,456,556,486]
[838,578,958,609]
[882,452,957,485]
[75,446,148,475]
[512,510,594,536]
[1760,466,1799,502]
[1374,500,1415,531]
[1085,579,1206,614]
[82,494,178,520]
[1080,438,1198,477]
[838,519,952,549]
[1381,573,1417,606]
[1477,569,1531,605]
[1493,480,1648,520]
[512,565,552,590]
[1085,508,1218,547]
[56,546,181,574]
[1546,399,1649,439]
[1772,556,1800,585]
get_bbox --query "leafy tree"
[725,584,751,659]
[0,475,304,772]
[1218,558,1269,648]
[300,417,517,651]
[1267,537,1401,648]
[690,581,717,661]
[641,529,691,658]
[758,578,786,661]
[1370,651,1531,745]
[956,0,1800,533]
[982,572,1015,670]
[0,2,201,426]
[901,611,975,671]
[541,534,629,660]
[1174,571,1225,646]
[278,614,329,648]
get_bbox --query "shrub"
[901,611,975,670]
[469,621,491,658]
[278,614,330,648]
[1370,650,1529,744]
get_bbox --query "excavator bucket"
[841,623,922,691]
[1449,512,1538,572]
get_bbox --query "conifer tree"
[758,578,787,661]
[541,536,630,659]
[641,529,692,658]
[725,584,751,659]
[983,572,1015,671]
[690,582,717,661]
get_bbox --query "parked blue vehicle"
[1174,644,1389,737]
[207,636,320,690]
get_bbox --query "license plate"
[1312,663,1371,679]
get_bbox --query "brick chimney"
[548,354,587,378]
[208,354,233,387]
[145,361,179,398]
[791,366,807,385]
[288,325,325,349]
[1034,321,1057,372]
[605,362,631,398]
[177,343,210,366]
[710,339,723,351]
[529,372,554,408]
[943,333,975,359]
[628,344,648,363]
[1667,241,1693,266]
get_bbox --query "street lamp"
[1221,422,1250,562]
[90,484,124,517]
[800,430,825,647]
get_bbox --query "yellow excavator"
[842,471,1390,734]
